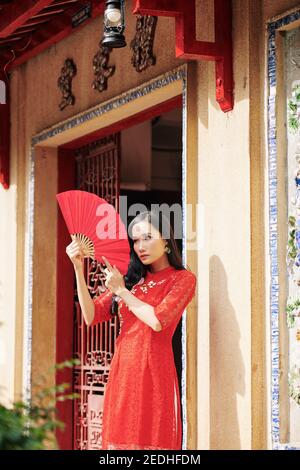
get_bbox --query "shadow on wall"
[209,256,245,450]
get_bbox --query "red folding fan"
[56,190,130,275]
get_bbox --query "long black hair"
[110,210,185,316]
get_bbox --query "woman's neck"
[148,256,170,274]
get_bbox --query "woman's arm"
[118,271,197,332]
[117,287,162,332]
[66,239,95,326]
[75,265,95,326]
[101,256,161,332]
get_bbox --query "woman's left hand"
[102,256,126,296]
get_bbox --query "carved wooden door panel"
[73,134,121,450]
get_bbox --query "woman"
[66,210,196,450]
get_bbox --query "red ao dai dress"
[91,265,197,450]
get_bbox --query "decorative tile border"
[24,65,190,447]
[267,9,300,450]
[181,71,188,450]
[23,143,35,404]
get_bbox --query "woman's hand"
[102,256,126,296]
[66,239,84,271]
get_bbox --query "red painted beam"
[133,0,182,16]
[5,0,105,70]
[0,0,55,39]
[133,0,234,112]
[133,0,219,58]
[0,70,9,189]
[214,0,233,112]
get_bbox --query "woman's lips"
[140,254,149,259]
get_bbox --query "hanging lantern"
[102,0,126,49]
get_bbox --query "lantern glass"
[104,8,122,27]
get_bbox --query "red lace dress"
[91,265,196,450]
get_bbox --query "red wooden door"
[72,133,121,450]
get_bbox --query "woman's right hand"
[66,239,84,270]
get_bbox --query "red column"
[56,148,76,449]
[0,70,9,189]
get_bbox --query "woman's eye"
[133,235,151,242]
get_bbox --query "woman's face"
[131,219,167,265]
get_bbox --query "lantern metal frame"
[102,0,126,49]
